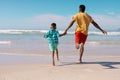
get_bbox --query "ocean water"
[0,29,120,55]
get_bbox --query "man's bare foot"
[79,59,82,63]
[76,59,82,64]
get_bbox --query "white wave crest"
[0,30,41,34]
[0,41,11,44]
[107,32,120,35]
[0,30,119,36]
[86,41,120,45]
[89,31,120,35]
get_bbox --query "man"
[64,4,107,63]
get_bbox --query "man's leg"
[52,51,55,66]
[79,43,84,63]
[75,43,80,49]
[75,32,87,63]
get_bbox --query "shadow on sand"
[58,61,120,69]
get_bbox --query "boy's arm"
[91,20,107,35]
[44,31,49,38]
[59,33,65,37]
[56,31,64,37]
[63,20,75,35]
[44,34,48,38]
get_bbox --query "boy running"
[44,23,64,66]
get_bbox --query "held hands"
[64,31,67,35]
[63,30,67,36]
[60,30,67,37]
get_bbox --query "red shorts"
[75,31,88,44]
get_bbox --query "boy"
[63,4,107,63]
[44,23,64,66]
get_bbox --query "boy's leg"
[79,43,84,63]
[52,51,55,66]
[56,48,59,61]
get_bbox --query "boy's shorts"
[75,31,88,44]
[49,44,58,51]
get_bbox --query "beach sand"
[0,53,120,80]
[0,44,120,80]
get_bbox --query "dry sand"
[0,54,120,80]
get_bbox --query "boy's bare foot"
[52,61,55,66]
[52,63,55,66]
[57,58,59,61]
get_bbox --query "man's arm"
[91,20,107,34]
[63,20,75,35]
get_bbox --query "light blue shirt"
[44,29,60,44]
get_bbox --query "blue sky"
[0,0,120,30]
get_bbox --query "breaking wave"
[0,30,120,36]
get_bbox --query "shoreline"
[0,44,120,55]
[0,43,120,65]
[0,51,120,65]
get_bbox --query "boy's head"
[79,4,86,12]
[51,23,56,30]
